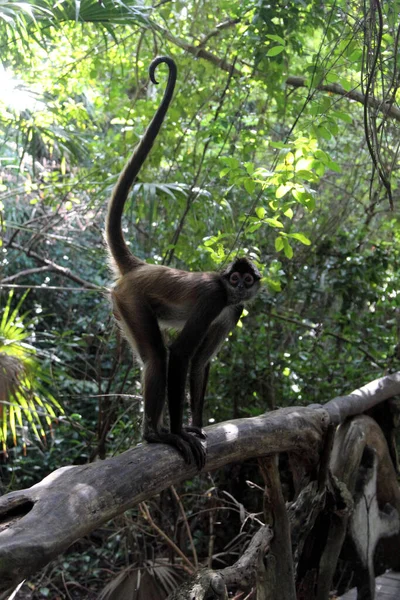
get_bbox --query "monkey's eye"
[230,272,240,285]
[244,274,254,286]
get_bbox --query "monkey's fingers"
[183,425,207,439]
[179,431,207,470]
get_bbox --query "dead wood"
[167,525,272,599]
[0,408,326,593]
[1,373,400,596]
[259,456,296,600]
[318,415,400,599]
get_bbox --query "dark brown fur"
[106,57,261,469]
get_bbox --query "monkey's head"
[221,257,261,304]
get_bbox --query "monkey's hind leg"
[114,294,205,467]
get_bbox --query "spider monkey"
[106,56,261,469]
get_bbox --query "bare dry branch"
[5,241,102,290]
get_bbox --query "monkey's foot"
[145,431,207,470]
[183,425,207,439]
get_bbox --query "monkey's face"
[222,257,261,304]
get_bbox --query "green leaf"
[288,233,312,245]
[256,207,266,219]
[305,196,316,211]
[314,161,325,177]
[267,46,285,57]
[314,149,330,165]
[283,238,294,259]
[349,50,362,61]
[285,152,295,165]
[325,72,338,83]
[247,223,262,233]
[220,156,240,169]
[244,162,254,175]
[265,34,285,45]
[244,178,256,194]
[266,218,284,229]
[332,110,353,124]
[327,120,339,135]
[338,78,352,92]
[276,184,292,198]
[275,236,284,252]
[296,170,318,182]
[327,160,341,173]
[316,125,332,140]
[266,278,282,292]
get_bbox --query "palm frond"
[0,291,64,455]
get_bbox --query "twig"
[171,485,198,568]
[271,310,385,367]
[0,266,52,283]
[139,502,196,572]
[362,0,393,207]
[6,241,101,290]
[198,18,240,48]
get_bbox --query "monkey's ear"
[220,263,234,278]
[221,257,262,280]
[251,264,262,280]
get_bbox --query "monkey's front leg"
[141,357,204,466]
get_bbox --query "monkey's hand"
[145,430,206,470]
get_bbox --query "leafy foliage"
[0,291,63,455]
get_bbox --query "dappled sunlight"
[0,66,43,112]
[67,482,100,507]
[221,422,239,441]
[287,410,303,420]
[34,466,76,489]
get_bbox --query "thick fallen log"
[0,373,399,594]
[0,407,327,593]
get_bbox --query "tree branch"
[286,76,400,122]
[0,408,327,592]
[167,525,272,600]
[323,372,400,424]
[1,373,399,592]
[4,241,102,290]
[0,266,52,283]
[271,310,385,368]
[198,18,241,48]
[152,23,241,76]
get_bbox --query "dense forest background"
[0,0,399,597]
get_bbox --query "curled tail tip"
[150,56,177,85]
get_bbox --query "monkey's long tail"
[106,56,177,275]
